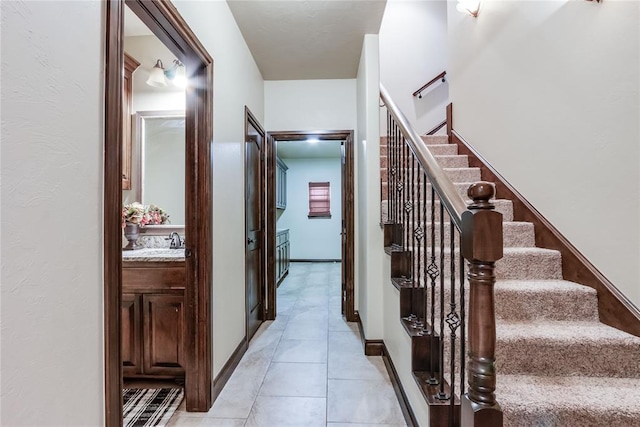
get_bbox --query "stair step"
[443,167,481,182]
[426,144,458,155]
[408,247,562,281]
[381,198,514,222]
[497,375,640,427]
[385,220,534,248]
[495,280,598,321]
[496,247,563,280]
[379,154,470,169]
[421,135,449,144]
[434,155,469,168]
[496,321,640,377]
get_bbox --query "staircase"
[380,133,640,426]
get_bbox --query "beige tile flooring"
[169,262,407,427]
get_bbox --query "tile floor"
[168,262,407,427]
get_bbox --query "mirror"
[133,110,185,233]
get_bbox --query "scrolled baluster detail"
[461,182,504,427]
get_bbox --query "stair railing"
[380,83,504,427]
[413,70,447,99]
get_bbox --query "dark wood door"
[142,293,185,376]
[245,109,265,340]
[122,293,141,376]
[341,141,347,315]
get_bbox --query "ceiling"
[227,0,387,80]
[277,140,342,159]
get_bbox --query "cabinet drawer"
[123,262,185,293]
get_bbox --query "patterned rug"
[123,388,183,427]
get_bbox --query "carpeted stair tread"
[434,155,469,168]
[380,198,514,222]
[495,321,640,377]
[421,135,449,144]
[495,280,598,321]
[443,167,481,182]
[426,144,458,155]
[497,374,640,427]
[496,247,563,280]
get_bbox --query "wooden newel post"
[460,182,504,427]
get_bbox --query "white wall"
[172,0,265,378]
[264,79,357,131]
[1,1,104,425]
[277,158,342,260]
[448,0,640,307]
[356,35,385,340]
[379,0,449,134]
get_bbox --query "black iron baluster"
[386,112,391,223]
[446,219,461,423]
[460,246,466,402]
[436,202,448,400]
[427,186,439,384]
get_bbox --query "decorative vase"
[123,223,143,250]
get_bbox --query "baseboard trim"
[290,259,341,263]
[356,317,417,427]
[451,128,640,337]
[211,337,248,401]
[364,339,384,356]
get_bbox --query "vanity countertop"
[276,228,289,234]
[122,248,185,262]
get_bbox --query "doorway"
[245,108,266,340]
[265,131,356,322]
[104,0,213,424]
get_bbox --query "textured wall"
[173,0,265,378]
[264,79,357,131]
[1,1,105,425]
[448,0,640,307]
[379,0,449,134]
[356,34,384,339]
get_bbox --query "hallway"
[169,262,407,426]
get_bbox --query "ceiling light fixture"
[146,59,187,88]
[456,0,480,17]
[306,138,320,144]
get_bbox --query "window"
[308,181,331,218]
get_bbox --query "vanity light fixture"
[457,0,480,17]
[146,59,187,88]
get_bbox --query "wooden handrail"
[426,120,447,136]
[381,83,466,228]
[413,71,446,98]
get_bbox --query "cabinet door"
[142,293,185,376]
[122,293,142,376]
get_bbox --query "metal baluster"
[427,186,439,384]
[403,138,408,253]
[447,219,460,423]
[436,202,448,400]
[386,111,391,223]
[410,153,415,284]
[460,246,466,401]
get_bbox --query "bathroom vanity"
[122,249,185,379]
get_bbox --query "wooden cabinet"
[276,156,288,210]
[122,53,140,190]
[122,262,185,379]
[276,229,290,285]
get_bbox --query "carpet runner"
[123,388,183,427]
[381,135,640,426]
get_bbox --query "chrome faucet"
[168,232,183,249]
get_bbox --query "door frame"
[104,1,213,424]
[265,130,356,322]
[244,107,267,340]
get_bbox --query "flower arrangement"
[122,202,170,228]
